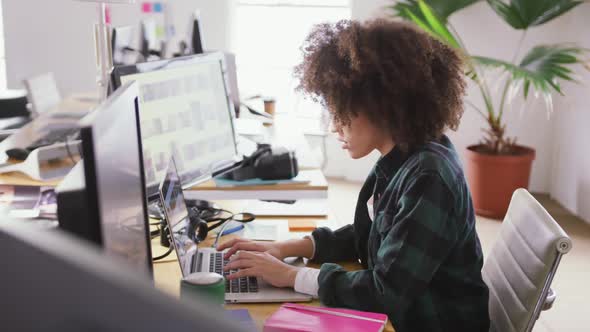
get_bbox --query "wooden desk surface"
[190,169,328,192]
[152,229,395,332]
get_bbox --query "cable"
[152,246,174,261]
[151,203,255,262]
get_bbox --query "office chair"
[482,189,572,332]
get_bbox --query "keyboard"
[199,252,258,294]
[26,128,80,151]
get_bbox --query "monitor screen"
[79,81,152,276]
[112,26,135,66]
[0,221,247,332]
[111,53,240,198]
[190,11,204,54]
[160,158,195,277]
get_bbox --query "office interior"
[0,0,589,331]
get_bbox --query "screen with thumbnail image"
[160,158,195,277]
[120,58,237,193]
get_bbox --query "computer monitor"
[111,52,241,199]
[140,19,160,60]
[190,10,204,54]
[23,72,62,116]
[57,81,152,276]
[111,26,136,66]
[0,220,247,332]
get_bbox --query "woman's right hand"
[217,238,286,260]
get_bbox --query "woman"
[219,19,490,332]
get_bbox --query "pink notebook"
[263,303,388,332]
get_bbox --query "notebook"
[264,303,388,332]
[225,309,257,332]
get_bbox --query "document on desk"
[282,218,342,241]
[238,199,328,217]
[243,219,289,241]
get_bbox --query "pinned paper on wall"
[141,2,152,13]
[156,26,166,39]
[153,3,163,13]
[105,5,111,24]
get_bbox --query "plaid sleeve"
[317,172,458,321]
[310,224,358,263]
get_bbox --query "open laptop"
[159,158,312,303]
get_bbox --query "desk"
[0,94,97,165]
[0,95,393,331]
[184,169,329,201]
[152,223,395,332]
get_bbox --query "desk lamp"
[75,0,136,101]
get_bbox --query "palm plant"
[392,0,588,154]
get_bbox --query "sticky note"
[288,220,317,232]
[141,2,152,13]
[153,3,163,13]
[156,26,165,39]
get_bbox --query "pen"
[220,224,244,236]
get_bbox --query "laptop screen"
[159,158,196,277]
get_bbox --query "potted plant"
[391,0,588,219]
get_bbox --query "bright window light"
[231,0,351,118]
[0,1,6,90]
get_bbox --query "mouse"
[5,148,30,161]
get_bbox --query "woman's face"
[330,113,393,159]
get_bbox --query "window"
[230,0,351,118]
[0,1,5,90]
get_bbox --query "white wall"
[2,0,230,95]
[549,6,590,223]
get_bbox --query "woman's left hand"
[223,251,300,288]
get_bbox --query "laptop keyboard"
[205,252,258,294]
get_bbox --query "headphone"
[221,143,299,181]
[185,205,255,244]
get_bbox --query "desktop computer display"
[111,52,240,198]
[57,81,152,276]
[190,10,205,54]
[140,19,160,59]
[0,221,246,332]
[111,26,136,66]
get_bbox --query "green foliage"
[391,0,588,154]
[487,0,583,30]
[393,0,481,22]
[474,45,584,98]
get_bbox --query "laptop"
[159,158,312,303]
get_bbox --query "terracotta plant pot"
[465,145,536,219]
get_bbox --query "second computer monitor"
[111,52,240,198]
[78,81,152,276]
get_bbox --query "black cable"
[151,204,255,262]
[152,246,174,261]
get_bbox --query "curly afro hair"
[295,19,466,151]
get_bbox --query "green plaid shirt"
[311,136,490,332]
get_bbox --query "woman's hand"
[217,238,285,260]
[223,251,299,288]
